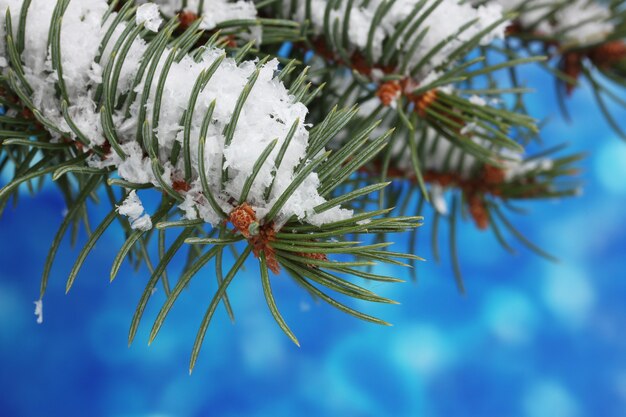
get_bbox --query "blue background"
[1,65,626,417]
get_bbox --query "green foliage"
[2,0,617,370]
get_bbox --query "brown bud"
[412,89,438,117]
[251,225,280,274]
[468,194,489,230]
[376,81,402,106]
[561,52,582,95]
[229,203,257,238]
[588,40,626,68]
[483,164,506,186]
[172,180,191,193]
[179,11,198,29]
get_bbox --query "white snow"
[460,122,478,135]
[33,299,43,324]
[117,190,146,219]
[137,0,258,30]
[131,213,154,231]
[430,184,448,215]
[469,95,487,106]
[503,158,553,182]
[136,3,163,32]
[554,0,613,45]
[117,190,153,231]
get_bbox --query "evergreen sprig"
[0,0,595,369]
[0,0,422,370]
[491,0,626,138]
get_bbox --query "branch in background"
[265,0,544,170]
[489,0,626,137]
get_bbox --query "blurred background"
[1,62,625,417]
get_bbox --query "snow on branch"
[0,0,352,230]
[139,0,258,30]
[282,0,508,78]
[491,0,615,45]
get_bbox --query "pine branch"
[359,132,582,289]
[258,0,545,164]
[490,0,626,137]
[0,0,422,369]
[0,0,597,371]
